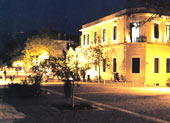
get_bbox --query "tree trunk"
[98,65,101,83]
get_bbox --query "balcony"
[136,36,147,43]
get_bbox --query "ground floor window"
[113,58,116,72]
[132,58,140,73]
[154,58,159,73]
[103,59,106,72]
[166,58,170,73]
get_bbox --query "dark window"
[166,58,170,73]
[166,25,170,40]
[154,23,159,39]
[83,35,86,45]
[87,34,89,45]
[132,58,140,73]
[94,32,97,44]
[103,29,106,42]
[154,58,159,73]
[113,26,117,40]
[103,59,106,72]
[113,58,117,72]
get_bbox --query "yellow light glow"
[152,35,155,42]
[126,34,131,43]
[13,61,23,67]
[39,51,49,61]
[158,34,162,43]
[86,69,98,79]
[164,35,167,43]
[142,87,170,93]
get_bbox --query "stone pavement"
[0,100,25,123]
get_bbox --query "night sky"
[0,0,131,35]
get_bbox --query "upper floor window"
[130,23,140,43]
[103,29,106,42]
[83,35,86,45]
[113,26,117,40]
[87,34,89,45]
[166,25,170,40]
[154,23,159,39]
[94,31,97,44]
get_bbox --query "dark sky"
[0,0,130,35]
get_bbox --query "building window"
[113,58,117,72]
[166,58,170,73]
[103,29,106,42]
[166,25,170,40]
[154,23,159,39]
[83,35,86,45]
[132,58,140,73]
[130,23,140,43]
[94,31,97,44]
[87,34,89,45]
[154,58,159,73]
[103,59,106,72]
[113,26,117,40]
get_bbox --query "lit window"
[113,26,117,40]
[87,34,89,45]
[132,58,140,73]
[103,59,106,72]
[166,58,170,73]
[154,23,159,39]
[113,58,116,72]
[154,58,159,73]
[83,35,86,45]
[103,29,106,42]
[166,25,170,40]
[130,23,140,43]
[94,31,97,44]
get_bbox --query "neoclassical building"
[70,8,170,86]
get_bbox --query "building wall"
[77,9,170,86]
[125,43,146,83]
[145,44,170,86]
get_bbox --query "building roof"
[80,7,168,30]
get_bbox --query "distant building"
[70,8,170,86]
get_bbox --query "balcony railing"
[136,36,147,43]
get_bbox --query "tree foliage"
[22,36,62,68]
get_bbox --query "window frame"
[154,23,159,39]
[103,28,106,43]
[103,59,106,72]
[154,58,159,73]
[113,58,117,72]
[94,31,97,45]
[113,26,117,41]
[132,57,140,73]
[166,58,170,73]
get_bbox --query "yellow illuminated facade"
[74,8,170,86]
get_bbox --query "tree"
[128,0,170,27]
[22,36,62,70]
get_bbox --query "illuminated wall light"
[158,34,162,43]
[164,37,167,43]
[126,34,131,43]
[86,69,98,79]
[39,51,49,61]
[152,34,155,42]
